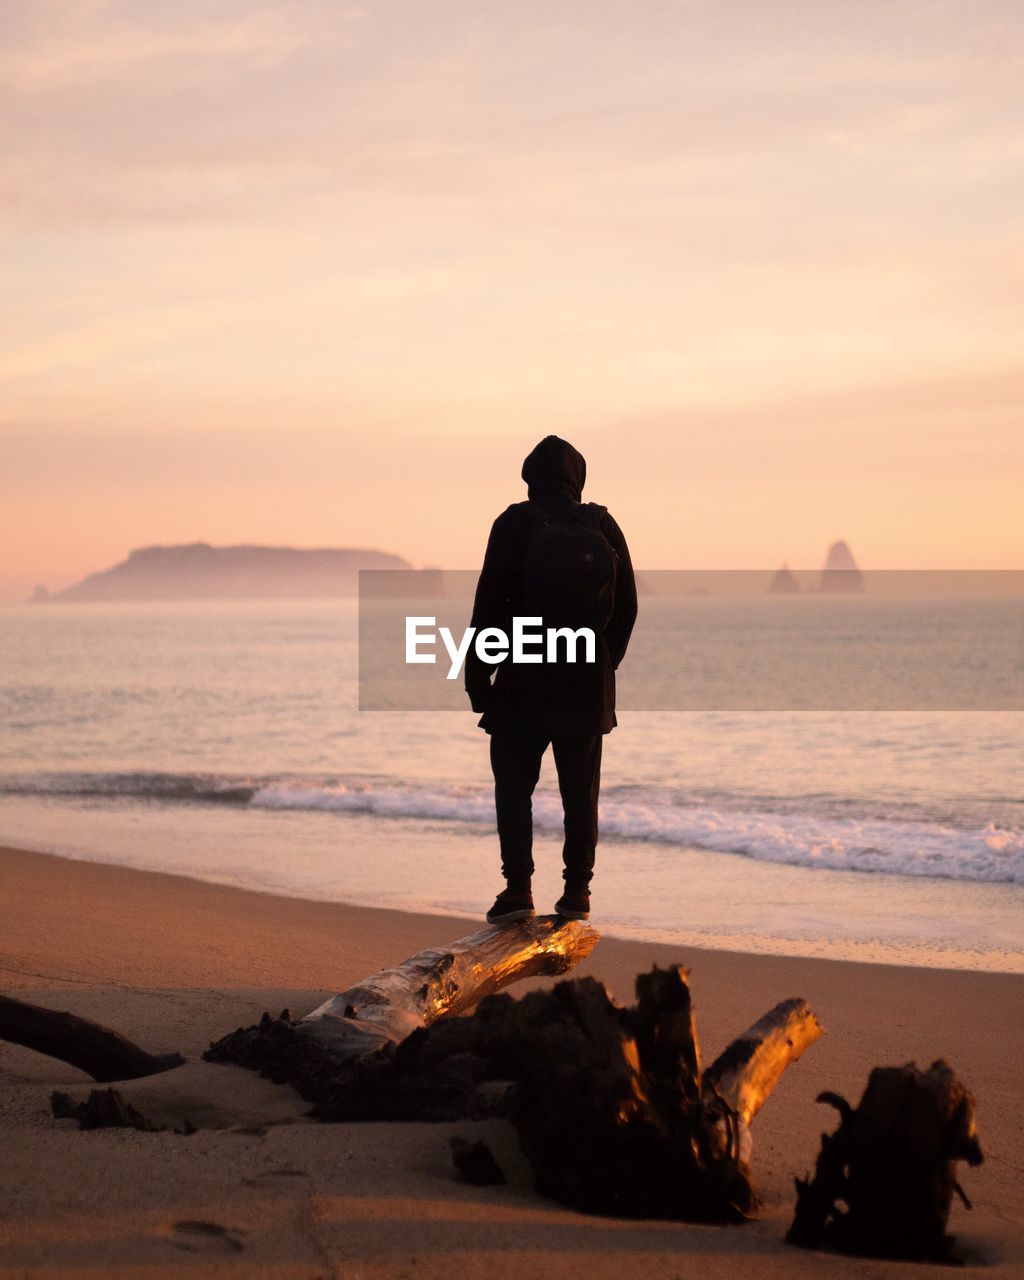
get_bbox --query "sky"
[1,0,1022,599]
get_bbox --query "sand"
[1,842,1021,1278]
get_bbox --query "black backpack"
[522,501,618,631]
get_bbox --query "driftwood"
[300,913,599,1052]
[204,915,599,1100]
[508,968,822,1219]
[0,993,185,1082]
[787,1059,984,1263]
[450,1136,507,1186]
[317,965,822,1221]
[50,1087,186,1133]
[704,996,824,1126]
[206,925,822,1221]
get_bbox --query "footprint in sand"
[172,1220,245,1253]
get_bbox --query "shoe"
[486,889,535,924]
[554,887,591,920]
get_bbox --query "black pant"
[489,724,603,891]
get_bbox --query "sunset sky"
[2,0,1022,600]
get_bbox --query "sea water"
[1,599,1021,970]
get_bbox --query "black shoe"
[554,887,591,920]
[486,889,535,924]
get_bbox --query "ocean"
[2,598,1021,971]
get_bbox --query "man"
[465,436,637,923]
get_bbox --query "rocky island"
[819,540,864,593]
[47,543,412,601]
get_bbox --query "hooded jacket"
[521,434,587,503]
[465,436,637,734]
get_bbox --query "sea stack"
[819,541,863,593]
[768,564,800,594]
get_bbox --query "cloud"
[0,2,327,94]
[4,0,1022,232]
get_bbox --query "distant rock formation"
[53,543,413,602]
[768,564,800,594]
[819,541,863,593]
[27,585,50,604]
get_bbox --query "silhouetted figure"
[465,436,637,922]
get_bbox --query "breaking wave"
[3,770,1021,885]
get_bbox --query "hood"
[521,435,586,503]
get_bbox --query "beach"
[2,841,1021,1279]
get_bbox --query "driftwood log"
[205,915,599,1102]
[2,920,594,1095]
[51,1087,166,1132]
[493,967,822,1220]
[207,922,823,1221]
[0,993,185,1082]
[307,965,822,1221]
[787,1059,983,1263]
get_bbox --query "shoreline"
[3,840,1023,1276]
[3,838,1017,986]
[3,795,1021,974]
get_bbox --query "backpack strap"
[522,499,607,529]
[578,502,608,528]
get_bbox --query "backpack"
[522,501,618,631]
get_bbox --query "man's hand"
[466,672,494,714]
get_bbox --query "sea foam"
[3,771,1020,885]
